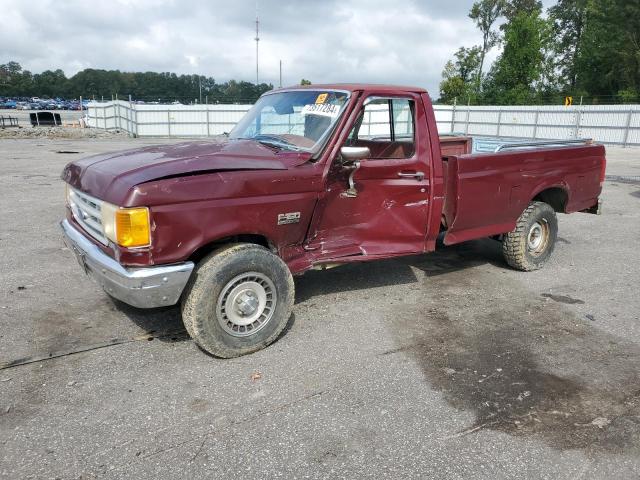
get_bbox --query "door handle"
[398,171,425,181]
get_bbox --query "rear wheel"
[181,243,294,358]
[502,201,558,271]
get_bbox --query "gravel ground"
[0,126,129,140]
[0,138,639,479]
[0,110,130,139]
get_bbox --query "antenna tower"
[255,4,259,85]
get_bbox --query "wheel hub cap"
[217,272,277,337]
[527,220,548,254]
[528,223,543,249]
[235,290,259,316]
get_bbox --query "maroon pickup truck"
[61,84,606,357]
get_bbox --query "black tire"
[502,201,558,271]
[181,243,294,358]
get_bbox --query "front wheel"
[502,201,558,271]
[181,243,295,358]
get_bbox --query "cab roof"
[273,83,428,94]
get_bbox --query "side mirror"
[340,146,370,162]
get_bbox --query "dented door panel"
[306,92,432,260]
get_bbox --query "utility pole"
[199,76,202,104]
[255,3,260,85]
[279,60,282,88]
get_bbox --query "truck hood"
[62,139,312,201]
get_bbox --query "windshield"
[229,90,350,153]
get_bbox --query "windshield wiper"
[236,134,302,152]
[257,140,302,152]
[252,133,293,144]
[255,140,284,152]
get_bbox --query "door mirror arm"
[338,147,369,198]
[345,160,360,198]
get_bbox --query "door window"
[346,98,415,159]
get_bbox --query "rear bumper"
[61,219,194,308]
[580,198,603,215]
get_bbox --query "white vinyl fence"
[86,100,250,137]
[434,104,640,147]
[87,100,640,147]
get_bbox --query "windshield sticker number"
[302,103,339,118]
[315,93,328,104]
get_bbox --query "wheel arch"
[531,185,570,213]
[188,233,277,264]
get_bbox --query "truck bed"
[439,134,472,156]
[441,142,606,245]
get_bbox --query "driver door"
[306,94,431,259]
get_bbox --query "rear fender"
[530,184,570,213]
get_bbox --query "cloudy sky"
[0,0,555,94]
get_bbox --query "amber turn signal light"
[114,207,150,247]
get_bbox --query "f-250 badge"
[277,212,301,225]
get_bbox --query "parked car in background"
[1,96,96,110]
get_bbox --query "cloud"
[0,0,557,96]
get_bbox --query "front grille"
[68,187,108,245]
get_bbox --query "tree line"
[440,0,640,105]
[0,62,273,104]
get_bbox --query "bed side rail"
[492,138,593,153]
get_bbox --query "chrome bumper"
[61,219,194,308]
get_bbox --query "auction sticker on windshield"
[301,103,340,118]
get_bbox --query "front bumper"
[61,219,194,308]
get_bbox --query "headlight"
[102,203,151,248]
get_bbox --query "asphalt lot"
[1,137,639,479]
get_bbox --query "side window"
[392,99,414,142]
[346,98,415,159]
[359,99,391,141]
